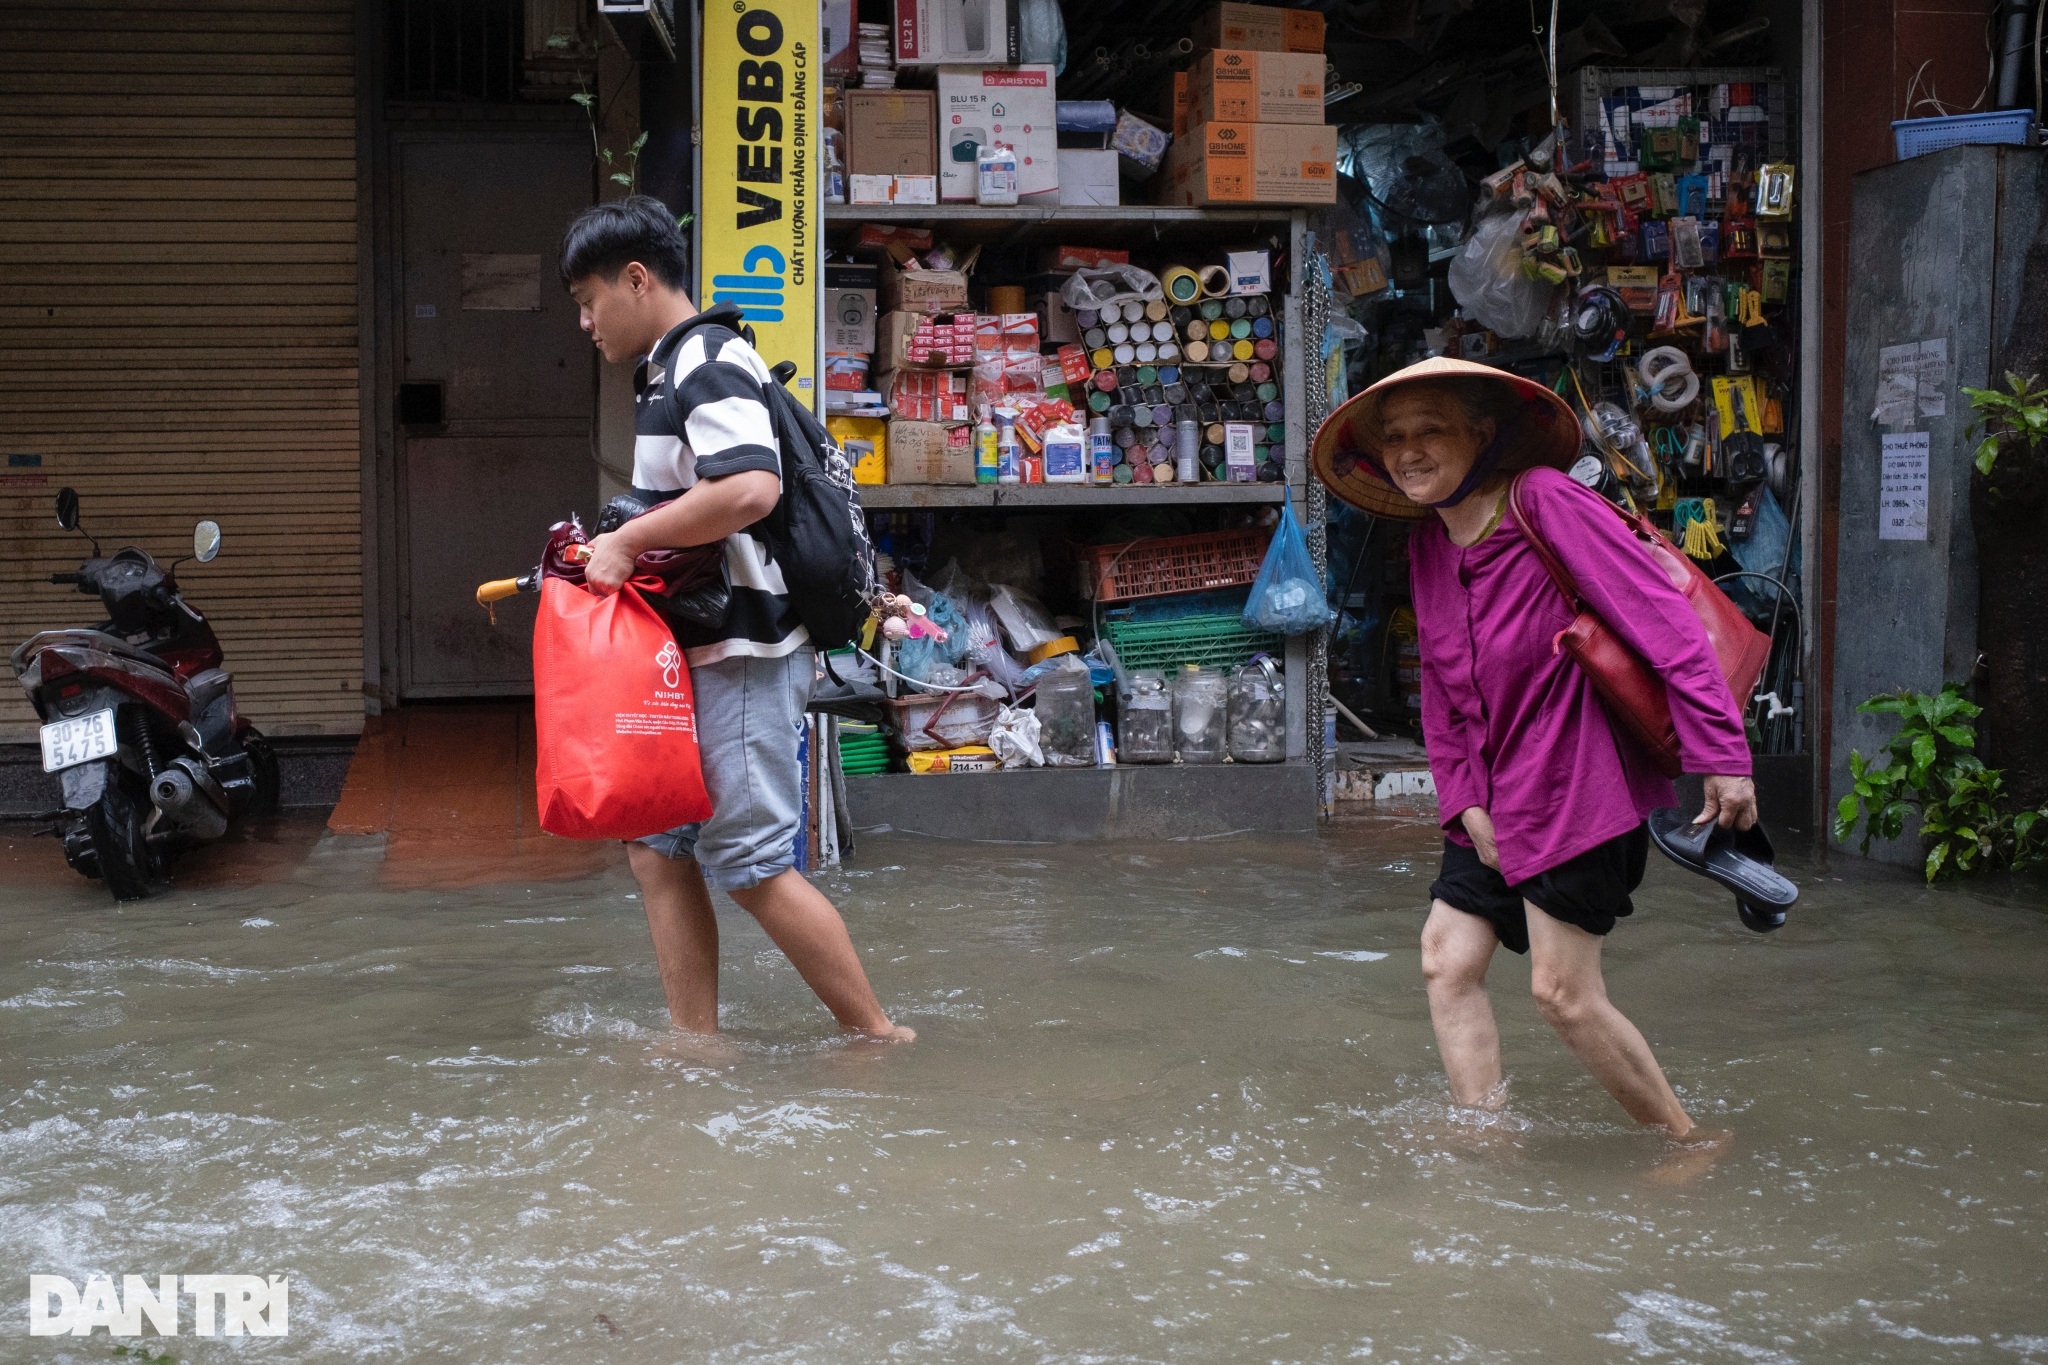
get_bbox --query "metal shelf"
[856,482,1289,510]
[824,202,1298,242]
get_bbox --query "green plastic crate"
[1099,612,1283,673]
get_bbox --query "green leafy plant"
[1834,683,2048,880]
[1963,371,2048,475]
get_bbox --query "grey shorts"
[636,645,814,892]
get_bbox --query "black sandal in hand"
[1648,807,1799,933]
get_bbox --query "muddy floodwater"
[2,812,2045,1362]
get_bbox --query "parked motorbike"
[10,488,278,900]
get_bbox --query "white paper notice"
[1875,343,1920,426]
[1880,431,1930,541]
[1915,337,1947,417]
[1875,338,1949,424]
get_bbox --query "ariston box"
[824,264,878,353]
[1190,2,1325,54]
[938,65,1058,201]
[1162,121,1337,206]
[893,0,1018,65]
[1184,49,1325,125]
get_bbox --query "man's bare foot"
[645,1029,743,1065]
[1645,1126,1733,1186]
[850,1022,916,1044]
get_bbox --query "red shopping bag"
[532,576,713,839]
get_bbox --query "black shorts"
[1429,823,1649,955]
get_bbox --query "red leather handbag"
[1508,471,1771,778]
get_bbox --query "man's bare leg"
[1420,901,1508,1109]
[728,869,914,1042]
[1524,905,1693,1134]
[627,842,720,1034]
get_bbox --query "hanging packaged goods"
[1320,57,1805,769]
[702,0,822,404]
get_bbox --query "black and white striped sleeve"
[674,361,780,482]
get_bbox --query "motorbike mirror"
[193,520,222,564]
[55,487,79,532]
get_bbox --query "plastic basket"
[1078,528,1272,603]
[1100,612,1283,673]
[1893,109,2036,160]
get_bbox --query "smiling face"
[568,261,674,364]
[1375,385,1497,507]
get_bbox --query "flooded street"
[2,813,2045,1363]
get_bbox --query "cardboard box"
[846,90,936,177]
[1185,49,1325,125]
[1037,244,1127,271]
[938,65,1058,202]
[1026,274,1081,343]
[1161,121,1337,206]
[849,173,939,205]
[1057,149,1119,206]
[894,0,1017,65]
[822,0,856,72]
[827,415,888,484]
[886,420,977,483]
[1226,250,1271,294]
[1172,70,1194,136]
[879,256,972,313]
[824,264,878,353]
[1190,2,1325,54]
[881,369,972,424]
[877,309,978,368]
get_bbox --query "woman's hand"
[1696,774,1758,830]
[582,531,635,597]
[1460,806,1501,870]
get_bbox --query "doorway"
[394,134,599,697]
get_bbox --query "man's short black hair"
[559,195,690,289]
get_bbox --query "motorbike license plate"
[40,709,118,774]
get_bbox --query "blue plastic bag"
[1243,490,1335,636]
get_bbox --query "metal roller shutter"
[0,0,363,739]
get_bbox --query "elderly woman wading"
[1314,357,1755,1143]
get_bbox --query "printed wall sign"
[700,0,820,408]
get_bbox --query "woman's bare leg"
[1524,905,1692,1133]
[1421,901,1507,1108]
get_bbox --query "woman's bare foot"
[1645,1126,1734,1186]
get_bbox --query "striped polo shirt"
[632,304,807,666]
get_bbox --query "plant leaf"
[1925,841,1949,881]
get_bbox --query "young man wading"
[1313,357,1752,1160]
[559,197,910,1043]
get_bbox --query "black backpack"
[754,355,877,652]
[653,310,876,652]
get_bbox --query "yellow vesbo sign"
[700,0,819,408]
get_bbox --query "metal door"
[397,135,598,696]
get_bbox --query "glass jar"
[1172,666,1228,764]
[1118,670,1174,764]
[1227,661,1286,763]
[1034,666,1097,767]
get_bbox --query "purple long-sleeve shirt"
[1411,465,1752,884]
